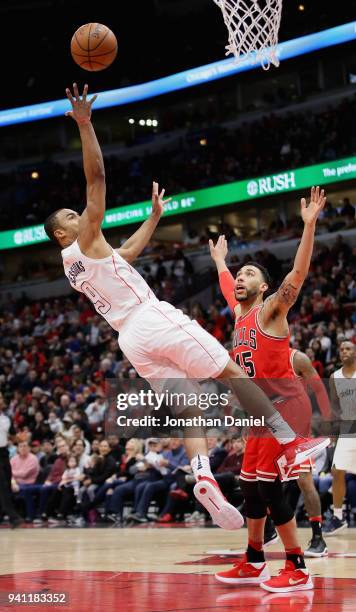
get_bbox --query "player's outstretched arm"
[118,182,171,263]
[262,186,326,319]
[209,235,229,274]
[210,235,239,314]
[294,350,332,420]
[65,83,105,250]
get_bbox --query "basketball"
[71,23,118,71]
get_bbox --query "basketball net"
[213,0,282,70]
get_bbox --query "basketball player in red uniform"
[210,190,327,592]
[265,348,331,555]
[44,84,327,532]
[288,348,330,556]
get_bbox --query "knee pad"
[258,479,294,526]
[240,479,267,519]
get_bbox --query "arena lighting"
[200,138,207,146]
[31,171,39,179]
[1,155,355,251]
[152,120,158,127]
[298,4,305,11]
[146,119,152,126]
[0,22,354,128]
[128,118,135,124]
[139,119,146,126]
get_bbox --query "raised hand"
[209,235,228,262]
[151,181,172,218]
[65,83,98,124]
[301,186,326,226]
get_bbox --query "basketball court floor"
[0,525,356,611]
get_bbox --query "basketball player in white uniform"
[43,84,327,529]
[323,341,356,535]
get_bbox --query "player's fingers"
[65,111,74,119]
[82,84,88,102]
[319,189,325,204]
[89,94,98,106]
[310,186,315,201]
[159,188,165,199]
[66,88,75,103]
[73,83,80,100]
[315,186,320,202]
[208,239,214,251]
[162,198,171,205]
[300,197,306,210]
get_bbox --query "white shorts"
[118,301,230,383]
[333,437,356,474]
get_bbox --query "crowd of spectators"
[0,94,355,231]
[0,232,355,527]
[5,195,356,286]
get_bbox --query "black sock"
[310,519,322,538]
[286,547,306,569]
[246,541,265,563]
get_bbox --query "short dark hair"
[44,209,64,243]
[237,261,272,287]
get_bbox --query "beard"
[342,357,356,366]
[234,287,259,302]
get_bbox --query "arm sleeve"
[219,271,238,313]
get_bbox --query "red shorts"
[240,436,312,482]
[240,395,312,483]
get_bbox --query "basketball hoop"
[213,0,283,70]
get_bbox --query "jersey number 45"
[235,350,256,378]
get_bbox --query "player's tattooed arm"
[276,279,299,307]
[262,276,300,322]
[262,187,326,320]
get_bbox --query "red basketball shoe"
[215,555,270,585]
[260,560,313,593]
[193,476,244,530]
[275,437,330,480]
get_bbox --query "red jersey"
[232,304,298,400]
[233,304,294,379]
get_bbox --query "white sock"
[334,507,343,521]
[191,454,214,480]
[265,412,296,445]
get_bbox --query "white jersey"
[61,240,157,331]
[333,367,356,421]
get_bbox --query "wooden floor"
[0,525,356,611]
